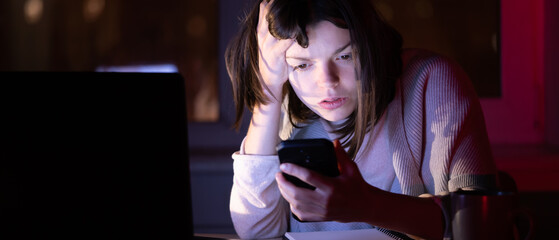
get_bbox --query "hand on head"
[276,139,378,222]
[256,0,295,100]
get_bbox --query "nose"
[316,61,339,89]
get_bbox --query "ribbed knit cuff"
[448,174,497,192]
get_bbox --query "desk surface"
[195,233,282,240]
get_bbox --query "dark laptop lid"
[1,72,193,238]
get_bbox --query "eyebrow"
[286,42,352,60]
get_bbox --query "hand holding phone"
[277,138,339,190]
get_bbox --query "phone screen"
[277,138,339,190]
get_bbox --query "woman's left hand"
[275,140,379,222]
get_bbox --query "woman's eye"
[338,54,352,61]
[294,64,309,71]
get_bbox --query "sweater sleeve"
[420,53,498,193]
[229,139,289,239]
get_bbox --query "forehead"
[286,21,351,57]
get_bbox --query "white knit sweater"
[229,49,497,239]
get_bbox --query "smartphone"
[277,138,340,190]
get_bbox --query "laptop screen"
[1,72,193,238]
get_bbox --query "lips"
[318,97,347,110]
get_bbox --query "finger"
[290,204,324,222]
[277,176,326,222]
[280,163,330,190]
[276,172,317,205]
[257,1,270,40]
[260,39,295,70]
[276,38,296,53]
[289,193,329,222]
[275,171,295,197]
[333,139,357,175]
[261,38,294,59]
[276,171,302,202]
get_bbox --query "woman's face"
[286,21,358,122]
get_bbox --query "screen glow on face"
[286,21,358,122]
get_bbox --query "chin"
[317,110,353,122]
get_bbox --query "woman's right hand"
[256,0,294,101]
[243,0,294,155]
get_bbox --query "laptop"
[0,72,222,239]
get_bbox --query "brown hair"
[225,0,403,159]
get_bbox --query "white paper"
[284,229,395,240]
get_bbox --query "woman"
[226,0,497,239]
